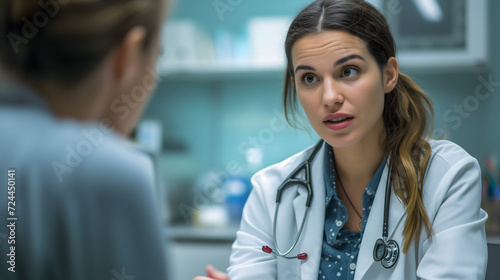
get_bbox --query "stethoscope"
[262,140,399,268]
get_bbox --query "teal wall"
[168,0,310,34]
[144,0,500,177]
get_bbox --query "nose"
[322,78,344,107]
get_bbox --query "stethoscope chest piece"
[371,163,400,269]
[373,238,399,268]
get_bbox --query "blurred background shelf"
[158,64,286,81]
[488,235,500,244]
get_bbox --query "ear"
[290,75,295,85]
[383,57,399,93]
[112,26,147,82]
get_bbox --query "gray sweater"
[0,82,168,279]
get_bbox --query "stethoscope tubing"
[382,164,392,239]
[264,140,399,268]
[272,203,310,257]
[265,140,322,259]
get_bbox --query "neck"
[41,85,104,121]
[333,124,386,189]
[34,67,115,123]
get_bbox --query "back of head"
[0,0,166,86]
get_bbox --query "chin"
[322,131,361,149]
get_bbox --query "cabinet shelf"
[157,64,286,81]
[167,223,238,242]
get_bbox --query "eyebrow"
[334,54,365,67]
[294,54,366,74]
[294,65,316,73]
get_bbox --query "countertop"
[166,224,500,244]
[167,224,239,242]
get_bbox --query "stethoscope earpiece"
[373,238,399,268]
[262,246,308,260]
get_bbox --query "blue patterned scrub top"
[318,144,385,280]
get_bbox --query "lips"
[322,113,354,131]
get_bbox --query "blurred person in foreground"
[0,0,169,279]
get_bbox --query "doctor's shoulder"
[422,138,482,209]
[414,139,487,277]
[426,139,480,174]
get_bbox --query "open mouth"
[323,115,354,131]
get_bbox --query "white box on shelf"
[158,19,217,71]
[159,19,198,69]
[214,28,234,67]
[196,29,217,68]
[247,17,291,68]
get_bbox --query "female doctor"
[196,0,488,279]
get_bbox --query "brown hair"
[284,0,434,253]
[0,0,166,85]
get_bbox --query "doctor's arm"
[416,157,488,279]
[225,175,280,280]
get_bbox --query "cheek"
[357,79,385,115]
[297,91,317,119]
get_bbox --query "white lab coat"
[227,139,488,280]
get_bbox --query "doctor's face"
[291,30,395,149]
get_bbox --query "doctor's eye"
[301,74,318,86]
[341,67,359,78]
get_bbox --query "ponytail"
[383,72,434,253]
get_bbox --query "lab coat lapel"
[292,171,307,233]
[355,164,407,280]
[292,142,326,279]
